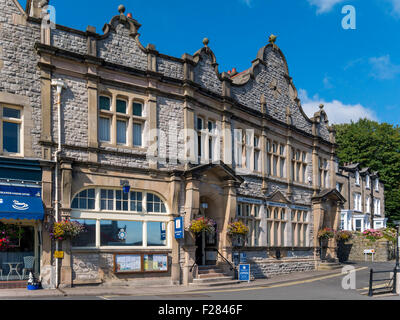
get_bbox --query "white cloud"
[387,0,400,17]
[369,55,400,80]
[307,0,346,14]
[299,89,378,124]
[240,0,253,7]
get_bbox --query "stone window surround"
[0,92,33,158]
[195,113,220,164]
[266,139,286,179]
[0,104,23,156]
[237,203,261,247]
[70,187,173,250]
[98,89,147,150]
[318,156,329,189]
[291,147,308,184]
[291,210,309,247]
[266,206,288,247]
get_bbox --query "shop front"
[0,158,44,288]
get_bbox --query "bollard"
[368,269,373,297]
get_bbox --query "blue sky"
[20,0,400,125]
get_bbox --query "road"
[16,262,400,301]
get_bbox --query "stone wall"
[0,0,42,158]
[72,251,173,286]
[337,237,395,262]
[240,248,316,279]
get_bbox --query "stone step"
[189,280,242,287]
[317,262,342,270]
[198,269,225,274]
[193,276,234,284]
[197,272,227,279]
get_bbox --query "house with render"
[336,163,386,232]
[0,0,386,289]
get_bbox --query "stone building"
[0,0,347,288]
[336,163,386,232]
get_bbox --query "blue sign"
[174,217,184,239]
[160,222,166,241]
[233,252,239,266]
[239,264,250,282]
[240,252,247,263]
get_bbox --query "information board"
[144,254,168,272]
[113,252,169,274]
[114,254,142,273]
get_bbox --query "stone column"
[312,199,324,265]
[39,161,55,289]
[182,175,200,284]
[170,174,182,285]
[219,180,237,275]
[59,159,73,288]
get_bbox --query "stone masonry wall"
[0,0,42,158]
[338,237,395,262]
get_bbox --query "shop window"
[147,222,167,246]
[71,219,96,247]
[100,220,143,246]
[71,189,95,210]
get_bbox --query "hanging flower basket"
[50,220,85,241]
[227,221,249,236]
[188,217,216,234]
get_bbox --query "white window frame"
[0,105,24,156]
[70,188,171,250]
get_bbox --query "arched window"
[71,189,95,210]
[70,188,170,249]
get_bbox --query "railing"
[216,249,237,272]
[189,261,197,273]
[368,268,397,297]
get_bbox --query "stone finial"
[118,4,126,14]
[319,104,324,110]
[269,34,277,44]
[203,38,209,47]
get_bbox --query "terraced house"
[0,0,349,288]
[336,163,386,232]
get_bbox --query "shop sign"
[265,201,288,208]
[174,217,184,239]
[237,197,263,205]
[291,205,310,211]
[54,251,64,259]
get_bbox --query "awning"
[0,185,44,221]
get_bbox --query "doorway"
[0,221,39,284]
[195,227,218,266]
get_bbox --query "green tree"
[334,119,400,224]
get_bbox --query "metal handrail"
[189,261,197,273]
[216,249,237,271]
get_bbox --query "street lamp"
[394,221,400,271]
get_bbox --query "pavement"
[0,263,372,300]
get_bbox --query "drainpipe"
[51,79,66,289]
